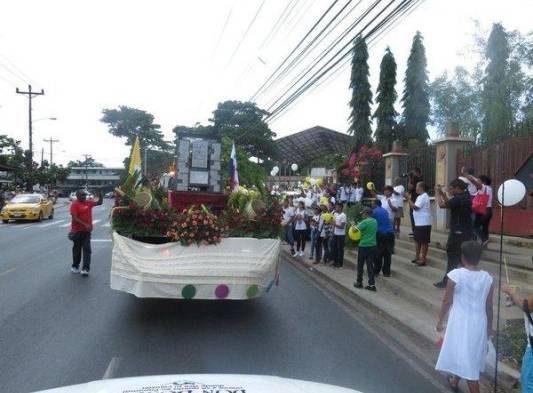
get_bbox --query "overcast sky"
[0,0,531,167]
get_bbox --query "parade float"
[109,133,282,300]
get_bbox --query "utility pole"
[16,84,45,191]
[40,147,44,167]
[82,154,91,188]
[43,137,59,165]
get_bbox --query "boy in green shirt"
[354,207,378,291]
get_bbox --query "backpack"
[472,189,489,215]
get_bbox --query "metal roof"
[274,126,351,165]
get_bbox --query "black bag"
[68,232,78,241]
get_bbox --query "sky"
[0,0,531,167]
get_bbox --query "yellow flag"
[128,136,142,175]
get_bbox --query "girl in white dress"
[435,241,494,393]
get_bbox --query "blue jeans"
[523,347,533,393]
[286,224,294,249]
[323,236,332,262]
[310,229,318,258]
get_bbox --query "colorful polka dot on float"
[246,285,259,298]
[181,285,196,299]
[215,284,229,299]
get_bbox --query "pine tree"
[373,47,398,152]
[481,23,513,144]
[400,31,430,144]
[348,36,373,149]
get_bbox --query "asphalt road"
[0,200,438,393]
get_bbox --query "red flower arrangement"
[166,207,222,246]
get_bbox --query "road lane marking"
[92,239,112,242]
[102,356,121,379]
[36,220,66,228]
[22,220,65,229]
[103,222,111,227]
[0,267,16,277]
[60,223,70,227]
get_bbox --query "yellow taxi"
[0,193,54,223]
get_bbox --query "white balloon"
[310,178,317,185]
[497,179,526,207]
[291,163,298,171]
[273,166,279,175]
[270,169,276,176]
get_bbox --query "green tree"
[101,106,169,149]
[400,31,430,144]
[430,67,482,139]
[373,47,398,152]
[348,36,373,148]
[210,101,278,162]
[481,23,514,144]
[123,148,175,178]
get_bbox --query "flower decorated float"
[109,135,282,300]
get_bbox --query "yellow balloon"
[316,178,324,187]
[366,181,375,190]
[319,196,329,206]
[348,226,361,241]
[322,213,333,222]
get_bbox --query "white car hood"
[34,374,362,393]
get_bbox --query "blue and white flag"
[229,142,239,192]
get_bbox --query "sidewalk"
[286,225,529,392]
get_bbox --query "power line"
[250,0,340,102]
[267,0,408,122]
[0,72,17,87]
[0,61,27,84]
[284,0,318,38]
[268,0,423,124]
[210,6,234,62]
[0,54,38,86]
[235,0,316,87]
[268,0,418,124]
[266,0,417,122]
[259,0,298,51]
[281,0,311,35]
[224,0,267,69]
[257,0,358,104]
[265,0,384,112]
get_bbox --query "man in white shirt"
[332,201,347,268]
[392,177,405,236]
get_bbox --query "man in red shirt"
[70,189,103,276]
